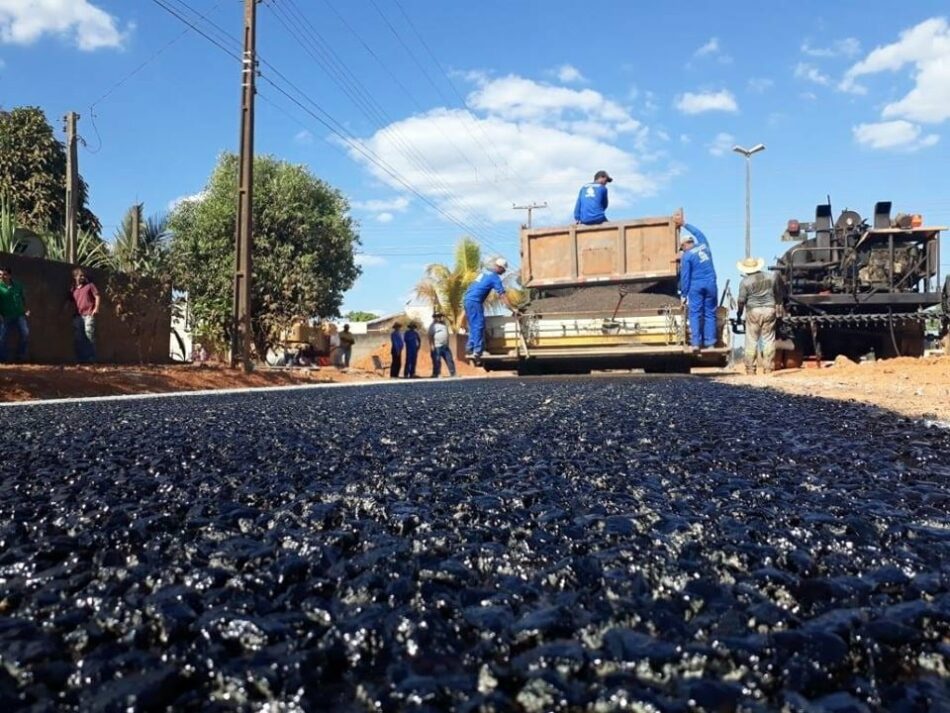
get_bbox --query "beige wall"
[1,253,171,364]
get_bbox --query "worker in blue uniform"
[679,223,718,349]
[463,257,521,360]
[573,170,612,225]
[389,323,403,378]
[403,323,421,378]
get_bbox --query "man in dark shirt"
[390,323,404,378]
[68,267,100,363]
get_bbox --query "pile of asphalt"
[0,378,948,711]
[525,285,680,316]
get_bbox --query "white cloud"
[674,90,738,114]
[468,75,643,138]
[0,0,127,50]
[167,191,206,212]
[747,77,774,93]
[708,132,735,157]
[695,37,719,57]
[355,254,388,267]
[294,129,314,145]
[801,37,861,58]
[352,196,410,213]
[853,120,939,151]
[679,134,691,144]
[691,37,731,65]
[839,18,949,152]
[376,212,394,223]
[794,62,831,86]
[347,74,666,224]
[555,64,585,83]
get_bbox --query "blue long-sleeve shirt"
[679,224,716,295]
[573,183,609,224]
[404,330,421,352]
[391,331,404,353]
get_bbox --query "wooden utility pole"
[512,201,547,229]
[231,0,258,371]
[64,112,80,264]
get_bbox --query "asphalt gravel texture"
[1,376,949,712]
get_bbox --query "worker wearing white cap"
[463,257,520,360]
[736,256,783,375]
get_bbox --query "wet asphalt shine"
[1,375,948,712]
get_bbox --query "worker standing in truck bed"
[679,223,718,349]
[574,170,612,225]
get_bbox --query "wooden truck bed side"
[520,215,681,289]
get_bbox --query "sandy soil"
[0,363,383,402]
[715,356,950,422]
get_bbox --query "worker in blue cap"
[678,222,718,349]
[573,170,612,225]
[463,257,520,360]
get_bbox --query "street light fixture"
[732,143,766,259]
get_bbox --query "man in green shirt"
[0,264,29,362]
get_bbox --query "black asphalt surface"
[1,376,949,712]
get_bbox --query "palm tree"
[41,228,114,269]
[414,237,526,330]
[414,237,484,330]
[112,204,170,275]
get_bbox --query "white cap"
[494,257,509,270]
[679,233,695,246]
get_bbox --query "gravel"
[525,285,680,316]
[1,377,948,711]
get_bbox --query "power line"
[268,0,511,245]
[148,0,515,255]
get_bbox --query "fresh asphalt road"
[1,376,948,711]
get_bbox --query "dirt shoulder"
[714,356,950,422]
[0,363,391,402]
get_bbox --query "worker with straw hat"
[736,256,783,375]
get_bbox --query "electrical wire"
[268,0,511,244]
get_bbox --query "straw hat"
[737,257,766,274]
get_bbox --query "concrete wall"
[1,253,171,364]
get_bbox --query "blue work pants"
[0,316,29,361]
[432,345,456,377]
[73,315,96,363]
[464,299,485,355]
[688,283,718,348]
[404,348,419,377]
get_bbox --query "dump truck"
[478,214,731,375]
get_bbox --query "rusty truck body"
[478,214,731,375]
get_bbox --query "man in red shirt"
[68,268,100,363]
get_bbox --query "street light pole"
[732,143,765,259]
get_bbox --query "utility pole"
[130,203,142,258]
[512,202,547,229]
[64,112,80,264]
[231,0,258,371]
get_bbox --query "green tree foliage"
[112,204,170,276]
[167,153,361,356]
[345,310,379,322]
[0,107,100,234]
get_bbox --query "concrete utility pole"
[64,112,80,264]
[512,201,547,229]
[231,0,258,372]
[130,203,142,257]
[732,144,765,259]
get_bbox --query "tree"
[112,204,170,275]
[0,106,100,234]
[167,153,361,357]
[345,310,379,322]
[414,237,524,329]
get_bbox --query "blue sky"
[3,0,950,315]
